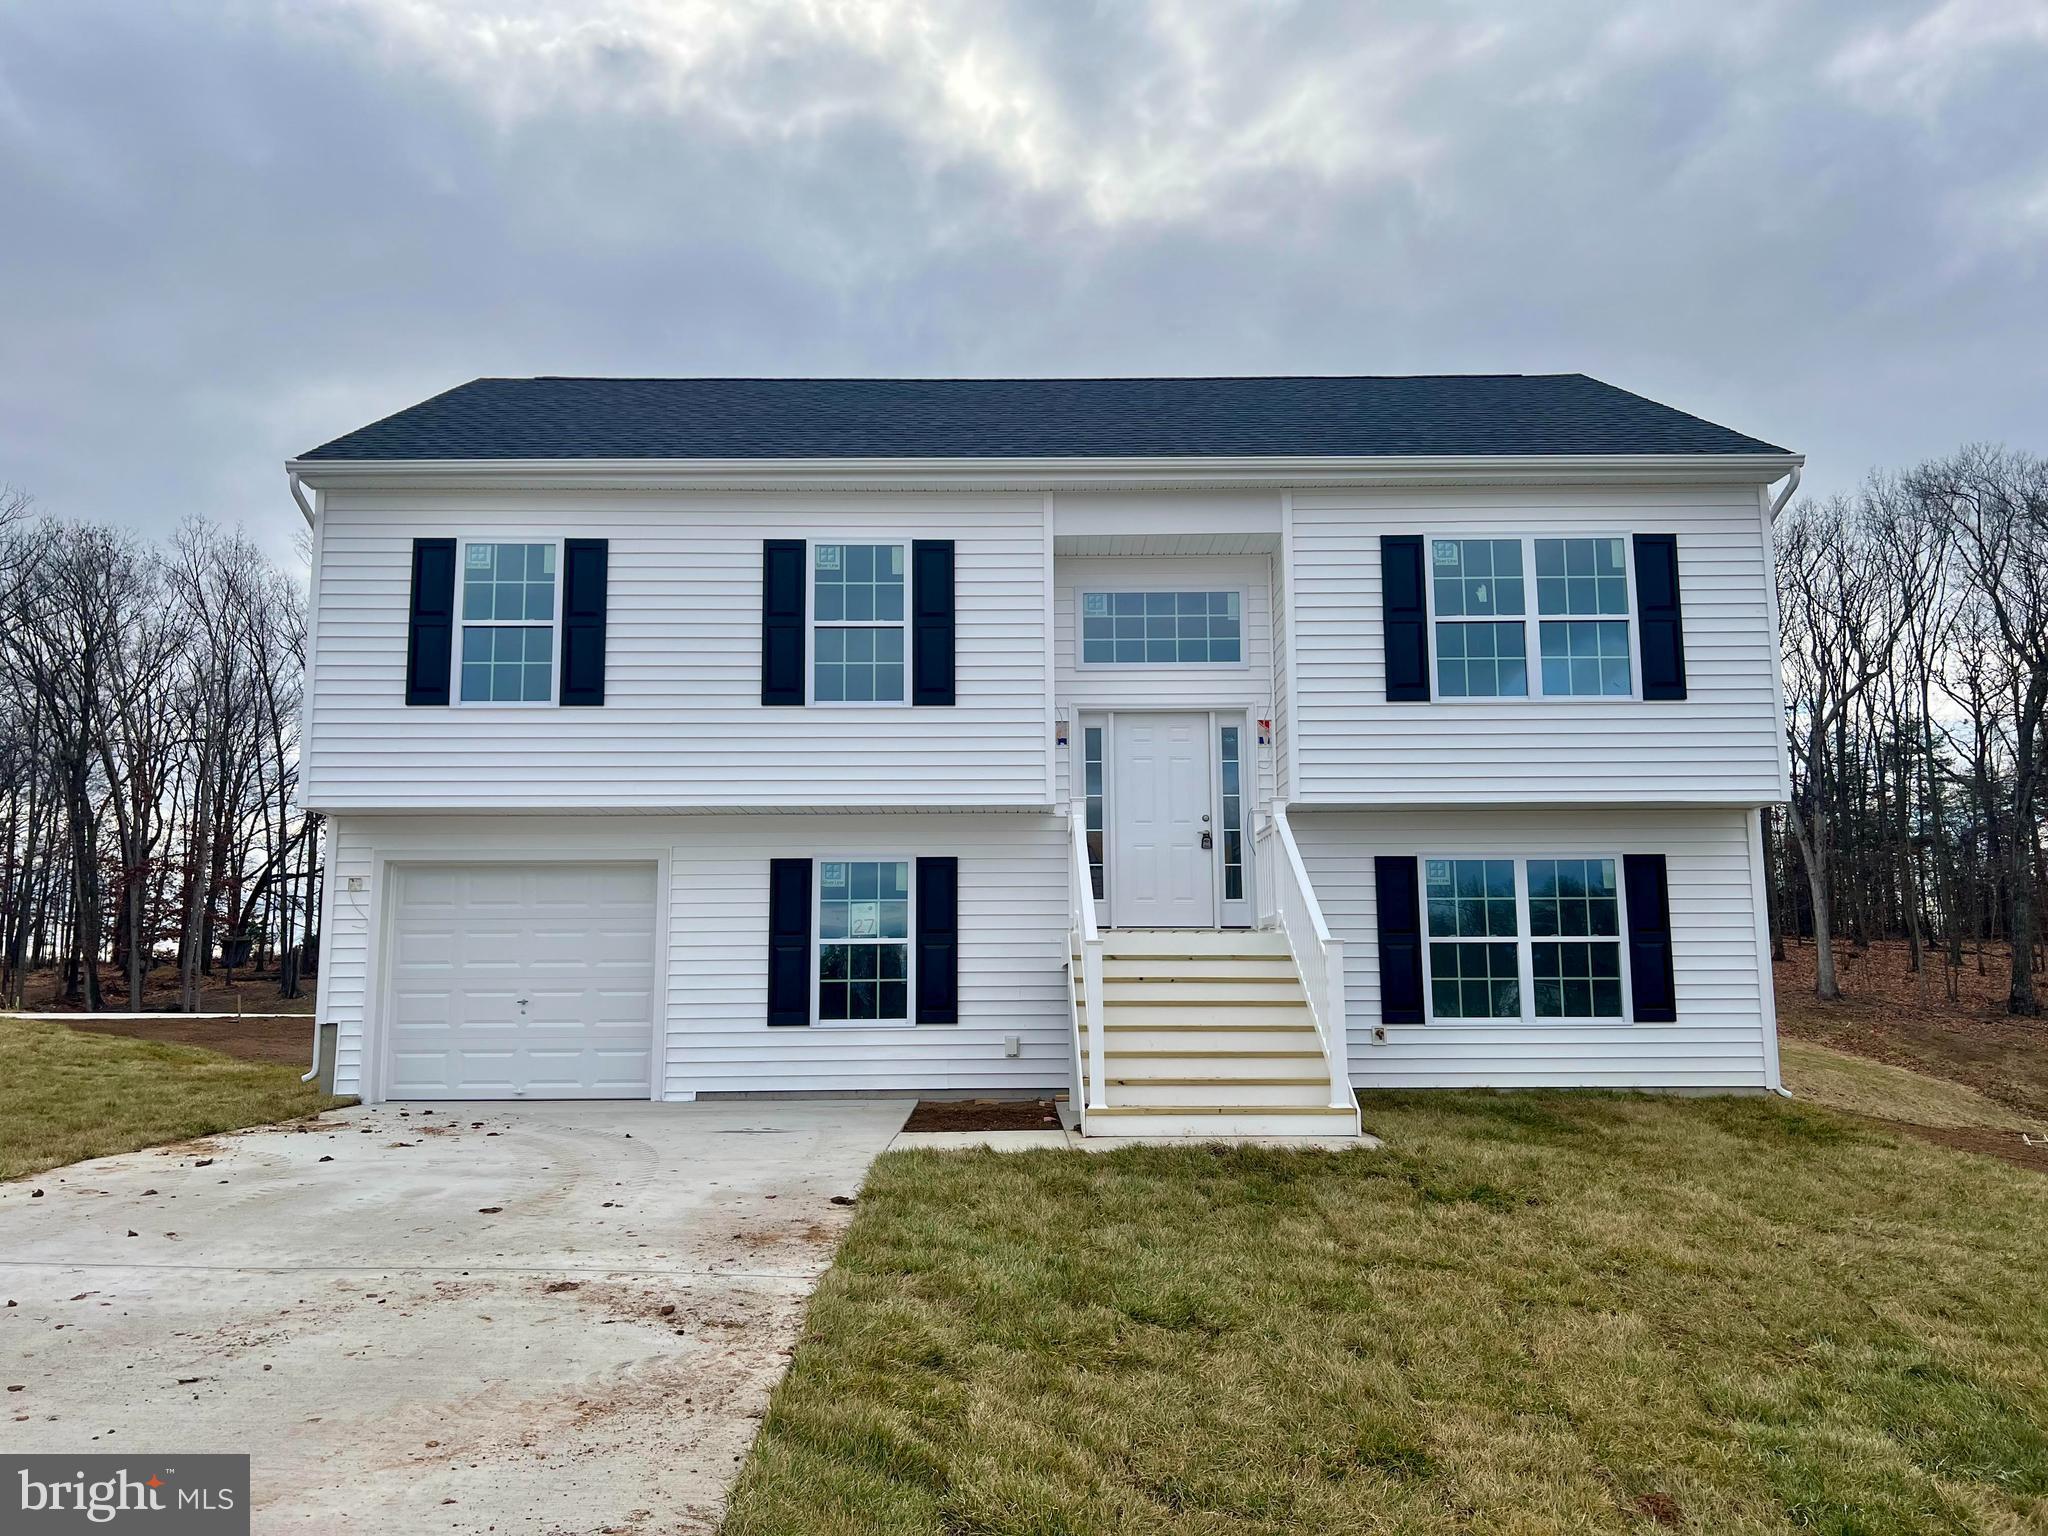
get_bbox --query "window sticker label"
[815,545,841,571]
[1433,541,1459,565]
[849,902,880,938]
[467,545,491,568]
[820,862,846,886]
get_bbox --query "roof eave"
[288,451,1803,494]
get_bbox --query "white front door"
[1110,712,1216,927]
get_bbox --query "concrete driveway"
[1,1099,909,1534]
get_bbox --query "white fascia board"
[286,452,1805,495]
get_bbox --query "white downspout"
[1763,464,1799,1095]
[293,470,321,1084]
[1768,464,1801,520]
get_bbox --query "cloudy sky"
[2,0,2043,554]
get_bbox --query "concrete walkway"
[0,1099,908,1534]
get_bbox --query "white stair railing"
[1271,804,1358,1122]
[1067,801,1107,1122]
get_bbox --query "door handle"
[1200,831,1213,849]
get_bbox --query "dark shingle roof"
[297,375,1788,462]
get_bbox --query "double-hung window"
[1424,858,1522,1017]
[458,540,558,703]
[813,543,906,703]
[1422,855,1629,1021]
[1429,536,1634,699]
[817,859,911,1021]
[1527,858,1625,1018]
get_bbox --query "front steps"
[1075,929,1361,1139]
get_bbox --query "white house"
[289,375,1800,1137]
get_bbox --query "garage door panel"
[385,862,657,1100]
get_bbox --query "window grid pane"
[1535,538,1629,617]
[1527,859,1620,938]
[1434,620,1528,698]
[1425,859,1518,937]
[1533,940,1624,1018]
[1431,539,1525,618]
[1429,941,1521,1019]
[1539,620,1632,697]
[1081,591,1241,664]
[1084,727,1106,900]
[462,542,556,624]
[817,859,911,1021]
[1219,726,1243,902]
[814,623,905,703]
[459,624,552,703]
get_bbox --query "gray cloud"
[2,0,2043,554]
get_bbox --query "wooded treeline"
[0,489,321,1012]
[1773,443,2048,1015]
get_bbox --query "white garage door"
[385,862,658,1100]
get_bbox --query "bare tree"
[1777,497,1897,1000]
[1911,446,2048,1015]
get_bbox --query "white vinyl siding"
[1290,806,1773,1090]
[301,492,1048,811]
[1290,486,1785,803]
[318,811,1070,1101]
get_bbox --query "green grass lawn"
[726,1094,2048,1535]
[0,1017,351,1181]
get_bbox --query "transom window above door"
[1080,590,1242,665]
[813,543,906,702]
[458,541,558,703]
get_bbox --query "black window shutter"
[1623,853,1677,1022]
[761,540,806,706]
[1375,855,1425,1024]
[912,539,956,706]
[1633,533,1687,701]
[1381,535,1430,702]
[767,858,813,1026]
[404,537,456,706]
[559,539,608,706]
[915,856,959,1024]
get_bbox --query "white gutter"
[1767,464,1802,520]
[288,451,1804,495]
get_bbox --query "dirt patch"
[1774,940,2048,1120]
[14,969,317,1017]
[1863,1117,2048,1176]
[58,1015,313,1066]
[903,1098,1063,1132]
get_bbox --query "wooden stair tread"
[1081,1024,1318,1036]
[1098,1076,1328,1087]
[1105,1056,1327,1064]
[1085,1104,1351,1117]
